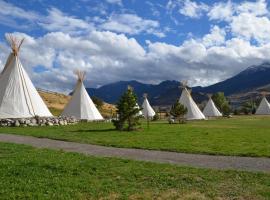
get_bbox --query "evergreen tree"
[170,100,187,123]
[113,86,141,131]
[241,100,257,114]
[212,92,231,116]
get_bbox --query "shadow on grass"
[71,129,116,133]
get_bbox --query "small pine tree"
[212,92,231,116]
[170,100,188,124]
[113,87,141,131]
[241,100,257,115]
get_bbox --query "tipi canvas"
[0,35,52,118]
[142,95,155,119]
[203,98,222,117]
[135,103,143,116]
[255,97,270,115]
[61,71,103,120]
[179,87,205,120]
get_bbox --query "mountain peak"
[245,62,270,73]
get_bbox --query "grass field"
[0,142,269,199]
[0,116,269,157]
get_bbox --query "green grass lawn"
[0,116,270,157]
[0,142,269,199]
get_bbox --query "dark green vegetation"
[0,116,270,157]
[212,92,230,115]
[113,87,141,131]
[0,142,269,199]
[170,100,188,123]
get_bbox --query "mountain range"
[87,62,270,107]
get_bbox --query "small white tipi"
[179,82,205,120]
[203,96,222,117]
[61,71,103,120]
[142,94,155,119]
[0,34,52,118]
[255,95,270,115]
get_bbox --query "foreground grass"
[0,116,270,157]
[0,142,269,199]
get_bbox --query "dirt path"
[0,134,269,173]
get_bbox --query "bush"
[152,114,159,121]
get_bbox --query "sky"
[0,0,270,92]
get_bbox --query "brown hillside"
[38,89,116,117]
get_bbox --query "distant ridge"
[86,62,270,106]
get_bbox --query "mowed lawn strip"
[0,142,269,199]
[0,116,270,157]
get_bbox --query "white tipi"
[0,34,52,118]
[255,95,270,115]
[61,71,103,120]
[203,96,222,117]
[179,82,205,120]
[135,103,143,116]
[142,93,155,119]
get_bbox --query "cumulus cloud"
[1,29,270,93]
[202,26,226,47]
[230,13,270,44]
[179,0,208,19]
[99,13,165,37]
[106,0,122,6]
[1,0,270,93]
[208,0,270,44]
[208,1,234,21]
[166,0,208,20]
[39,8,94,34]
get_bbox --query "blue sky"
[0,0,270,92]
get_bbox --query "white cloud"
[2,29,270,92]
[208,0,270,44]
[236,0,268,16]
[231,13,270,44]
[179,0,208,19]
[39,8,94,34]
[0,0,39,21]
[202,26,226,47]
[99,13,165,37]
[208,1,234,22]
[106,0,122,6]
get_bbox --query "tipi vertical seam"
[17,57,36,116]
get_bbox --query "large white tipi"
[0,35,52,118]
[255,96,270,115]
[61,71,103,120]
[203,97,222,117]
[179,83,205,120]
[142,94,155,119]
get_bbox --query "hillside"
[38,89,116,117]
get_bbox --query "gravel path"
[0,134,269,173]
